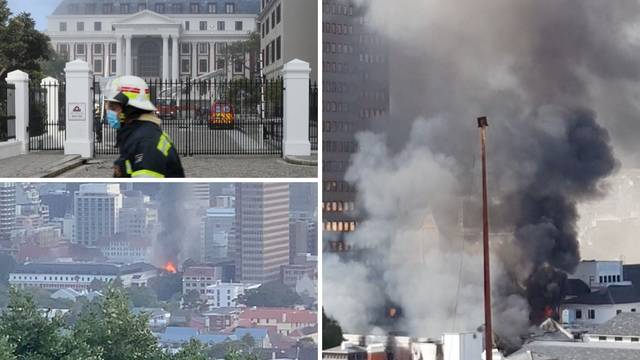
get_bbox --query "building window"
[615,337,623,342]
[598,336,607,341]
[200,21,208,31]
[172,3,183,13]
[632,337,639,342]
[94,59,103,74]
[265,44,269,66]
[86,3,96,13]
[234,58,244,73]
[94,21,102,31]
[617,309,622,315]
[617,275,621,282]
[270,40,275,63]
[191,2,200,13]
[181,59,190,73]
[235,21,243,31]
[217,21,225,31]
[208,3,217,13]
[103,3,113,14]
[155,3,166,13]
[110,43,117,54]
[271,10,275,29]
[276,36,281,60]
[266,18,269,34]
[120,3,130,14]
[588,309,595,319]
[59,22,67,31]
[216,58,225,70]
[138,3,146,11]
[94,44,103,55]
[575,310,582,319]
[199,59,208,73]
[185,21,190,31]
[77,22,84,31]
[198,43,208,55]
[632,309,637,312]
[225,3,235,13]
[277,4,281,23]
[600,275,604,283]
[76,44,86,55]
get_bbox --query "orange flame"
[164,261,177,273]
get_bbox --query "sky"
[7,0,61,30]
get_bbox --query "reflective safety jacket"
[114,113,185,178]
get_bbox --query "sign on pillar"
[64,60,94,158]
[281,59,311,157]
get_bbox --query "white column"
[40,77,59,126]
[64,60,94,158]
[125,35,132,76]
[191,42,198,79]
[162,35,169,81]
[116,36,123,76]
[87,42,93,71]
[5,70,29,155]
[105,42,110,76]
[172,36,179,81]
[281,59,311,157]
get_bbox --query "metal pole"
[478,116,492,360]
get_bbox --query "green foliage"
[237,281,301,307]
[183,290,203,310]
[149,273,182,301]
[89,279,106,292]
[0,336,16,360]
[73,286,163,360]
[0,254,16,285]
[173,339,207,360]
[322,310,343,350]
[126,286,159,308]
[0,0,51,79]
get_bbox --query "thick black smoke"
[156,184,185,264]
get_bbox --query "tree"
[183,290,203,310]
[173,339,208,360]
[73,286,164,360]
[322,310,343,350]
[237,281,301,307]
[149,273,182,301]
[0,0,51,79]
[0,336,16,360]
[89,279,106,292]
[0,254,16,285]
[127,286,159,308]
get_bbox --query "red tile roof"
[239,308,317,324]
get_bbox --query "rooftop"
[52,0,260,16]
[511,340,640,360]
[13,262,119,276]
[590,312,640,337]
[563,285,640,305]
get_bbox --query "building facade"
[205,280,259,308]
[73,184,123,247]
[9,262,119,290]
[201,207,235,262]
[47,0,260,80]
[235,183,289,283]
[258,0,317,81]
[182,265,221,296]
[322,0,389,252]
[0,183,16,242]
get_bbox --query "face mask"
[106,110,121,129]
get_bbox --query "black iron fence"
[309,81,318,151]
[95,78,284,156]
[28,80,66,151]
[0,82,15,142]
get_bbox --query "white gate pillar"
[6,70,29,155]
[281,59,311,157]
[64,60,94,158]
[40,77,59,126]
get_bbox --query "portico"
[112,10,181,80]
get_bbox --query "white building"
[235,183,289,283]
[258,0,317,80]
[73,184,123,247]
[9,262,119,290]
[201,207,235,262]
[46,0,260,80]
[205,280,259,308]
[98,234,152,264]
[569,260,630,289]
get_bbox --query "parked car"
[155,99,178,120]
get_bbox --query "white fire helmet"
[104,76,156,112]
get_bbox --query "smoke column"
[323,0,628,349]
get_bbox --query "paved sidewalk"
[0,153,81,178]
[60,155,317,178]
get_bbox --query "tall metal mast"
[478,116,493,360]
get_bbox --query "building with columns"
[46,0,261,80]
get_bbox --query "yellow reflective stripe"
[156,132,173,156]
[125,160,133,175]
[123,92,138,100]
[131,169,165,178]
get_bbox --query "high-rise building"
[0,183,16,242]
[189,183,212,208]
[235,183,289,283]
[201,207,235,262]
[74,184,123,247]
[119,191,157,238]
[322,0,389,252]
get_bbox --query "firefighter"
[104,76,185,178]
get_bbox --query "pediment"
[113,10,179,26]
